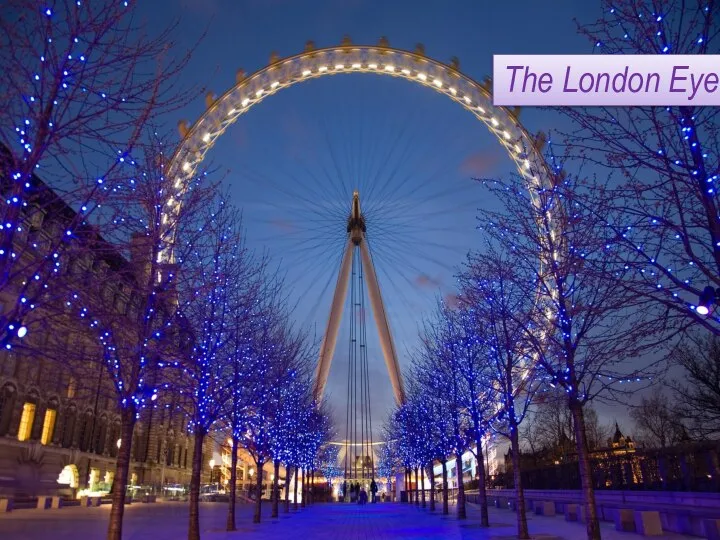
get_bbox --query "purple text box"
[493,55,720,106]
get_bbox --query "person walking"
[370,479,378,503]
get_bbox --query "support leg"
[313,238,355,400]
[359,237,405,404]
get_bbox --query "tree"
[475,166,663,540]
[522,392,609,455]
[448,305,494,526]
[385,397,426,508]
[316,443,342,498]
[414,304,473,520]
[391,389,438,510]
[304,400,334,505]
[240,311,314,523]
[54,133,214,540]
[670,333,720,438]
[562,0,720,334]
[0,0,193,358]
[583,407,612,451]
[521,390,575,459]
[459,250,539,539]
[176,198,253,540]
[630,392,686,448]
[224,260,275,531]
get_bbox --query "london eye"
[163,38,552,490]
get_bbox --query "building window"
[62,406,77,448]
[0,385,17,435]
[41,408,57,445]
[167,442,175,467]
[109,422,120,458]
[67,377,77,399]
[78,412,94,452]
[93,416,108,455]
[18,402,36,441]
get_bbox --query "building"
[0,167,210,498]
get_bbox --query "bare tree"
[522,393,609,457]
[669,333,720,438]
[415,303,474,521]
[240,310,314,524]
[451,305,493,526]
[561,0,720,333]
[521,390,574,456]
[224,266,275,531]
[53,134,214,540]
[583,407,612,451]
[0,0,194,355]
[175,198,256,540]
[630,392,686,448]
[475,167,663,540]
[460,249,539,540]
[388,367,455,514]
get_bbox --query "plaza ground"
[0,500,697,539]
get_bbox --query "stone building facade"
[0,170,212,498]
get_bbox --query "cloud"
[459,149,502,177]
[415,273,442,289]
[270,219,296,232]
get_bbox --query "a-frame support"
[312,192,406,404]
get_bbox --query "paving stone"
[0,499,698,540]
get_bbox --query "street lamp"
[116,439,122,449]
[209,459,216,484]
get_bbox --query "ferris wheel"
[162,37,553,481]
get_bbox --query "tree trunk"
[293,465,299,511]
[284,465,291,513]
[414,467,420,506]
[456,453,466,519]
[427,463,436,512]
[441,460,449,515]
[253,459,264,523]
[405,469,410,503]
[226,437,239,531]
[309,469,314,504]
[301,468,306,508]
[188,428,206,540]
[272,460,280,518]
[570,401,601,540]
[475,435,490,527]
[510,426,529,540]
[421,466,426,508]
[106,405,135,540]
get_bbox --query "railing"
[497,442,720,493]
[479,488,720,537]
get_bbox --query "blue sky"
[135,0,610,439]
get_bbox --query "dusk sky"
[135,0,610,440]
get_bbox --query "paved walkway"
[0,500,697,539]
